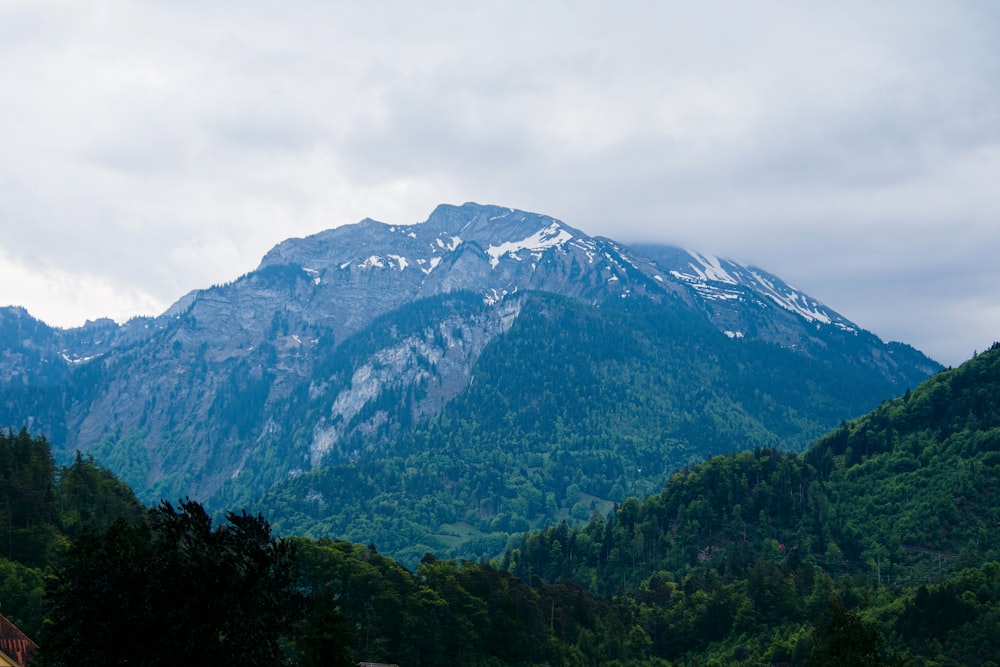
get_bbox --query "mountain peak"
[0,201,943,565]
[249,203,880,348]
[422,202,580,244]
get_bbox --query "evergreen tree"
[37,499,306,666]
[806,595,890,667]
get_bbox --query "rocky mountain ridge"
[0,203,941,538]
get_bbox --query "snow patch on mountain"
[388,255,409,270]
[356,255,413,271]
[668,250,853,329]
[684,251,739,284]
[419,257,442,275]
[436,236,463,252]
[60,351,100,365]
[743,269,854,328]
[569,239,598,264]
[484,288,509,305]
[670,251,738,286]
[487,223,574,268]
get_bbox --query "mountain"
[0,203,941,560]
[6,344,999,666]
[513,341,1000,588]
[497,342,1000,665]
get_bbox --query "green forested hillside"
[492,341,1000,664]
[8,343,1000,665]
[260,293,923,564]
[0,429,144,638]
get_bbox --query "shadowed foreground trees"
[37,499,309,666]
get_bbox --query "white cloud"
[0,1,997,365]
[0,248,162,327]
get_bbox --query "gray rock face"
[0,202,940,509]
[309,297,522,468]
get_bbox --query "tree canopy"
[37,500,306,666]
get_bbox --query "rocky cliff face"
[0,203,941,512]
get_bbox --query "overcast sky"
[1,1,998,367]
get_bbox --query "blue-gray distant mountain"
[0,203,941,562]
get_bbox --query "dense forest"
[0,430,144,639]
[3,342,1000,665]
[255,293,926,566]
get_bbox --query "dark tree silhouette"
[37,499,306,666]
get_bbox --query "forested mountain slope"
[508,342,1000,589]
[0,203,940,560]
[490,341,1000,664]
[7,344,1000,665]
[258,290,938,564]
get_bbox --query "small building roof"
[0,612,37,667]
